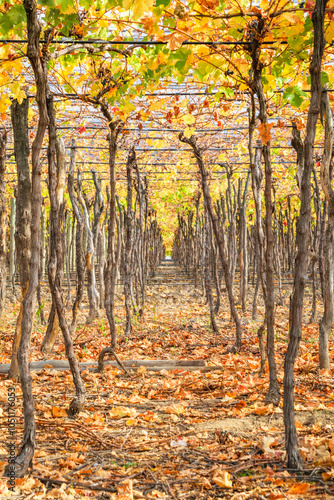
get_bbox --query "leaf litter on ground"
[0,283,334,498]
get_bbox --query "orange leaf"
[270,491,285,500]
[287,483,310,494]
[142,410,158,421]
[164,404,186,415]
[258,123,273,145]
[254,405,271,415]
[235,400,247,408]
[322,469,334,481]
[167,33,188,51]
[52,406,67,418]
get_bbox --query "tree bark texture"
[283,0,327,470]
[6,0,49,477]
[98,112,122,372]
[77,170,99,323]
[46,94,85,415]
[238,171,250,312]
[204,208,219,333]
[249,17,280,405]
[0,130,7,318]
[91,171,105,311]
[67,140,85,333]
[124,146,136,336]
[41,300,59,353]
[8,98,31,381]
[9,197,16,290]
[318,87,334,370]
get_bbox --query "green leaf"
[155,0,171,6]
[321,71,329,86]
[283,86,307,108]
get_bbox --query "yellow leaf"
[62,3,77,13]
[263,74,276,92]
[239,82,249,91]
[15,89,26,105]
[126,418,137,426]
[109,406,137,418]
[212,469,233,488]
[132,0,154,21]
[122,0,133,9]
[0,95,11,114]
[283,12,301,23]
[121,101,135,114]
[325,21,334,44]
[184,127,195,138]
[183,114,196,125]
[150,101,164,112]
[137,365,147,374]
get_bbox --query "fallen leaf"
[259,436,276,456]
[52,406,67,418]
[270,491,285,500]
[287,482,310,494]
[212,469,233,488]
[150,490,166,498]
[126,418,137,426]
[164,404,185,415]
[200,476,212,489]
[94,468,113,478]
[110,407,137,418]
[142,410,158,421]
[170,439,187,447]
[254,405,272,415]
[117,478,133,500]
[137,365,147,374]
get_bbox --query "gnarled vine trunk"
[283,0,327,470]
[46,94,85,415]
[8,99,31,381]
[0,130,7,318]
[98,113,123,372]
[5,0,49,477]
[124,146,136,336]
[249,18,280,406]
[179,133,242,351]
